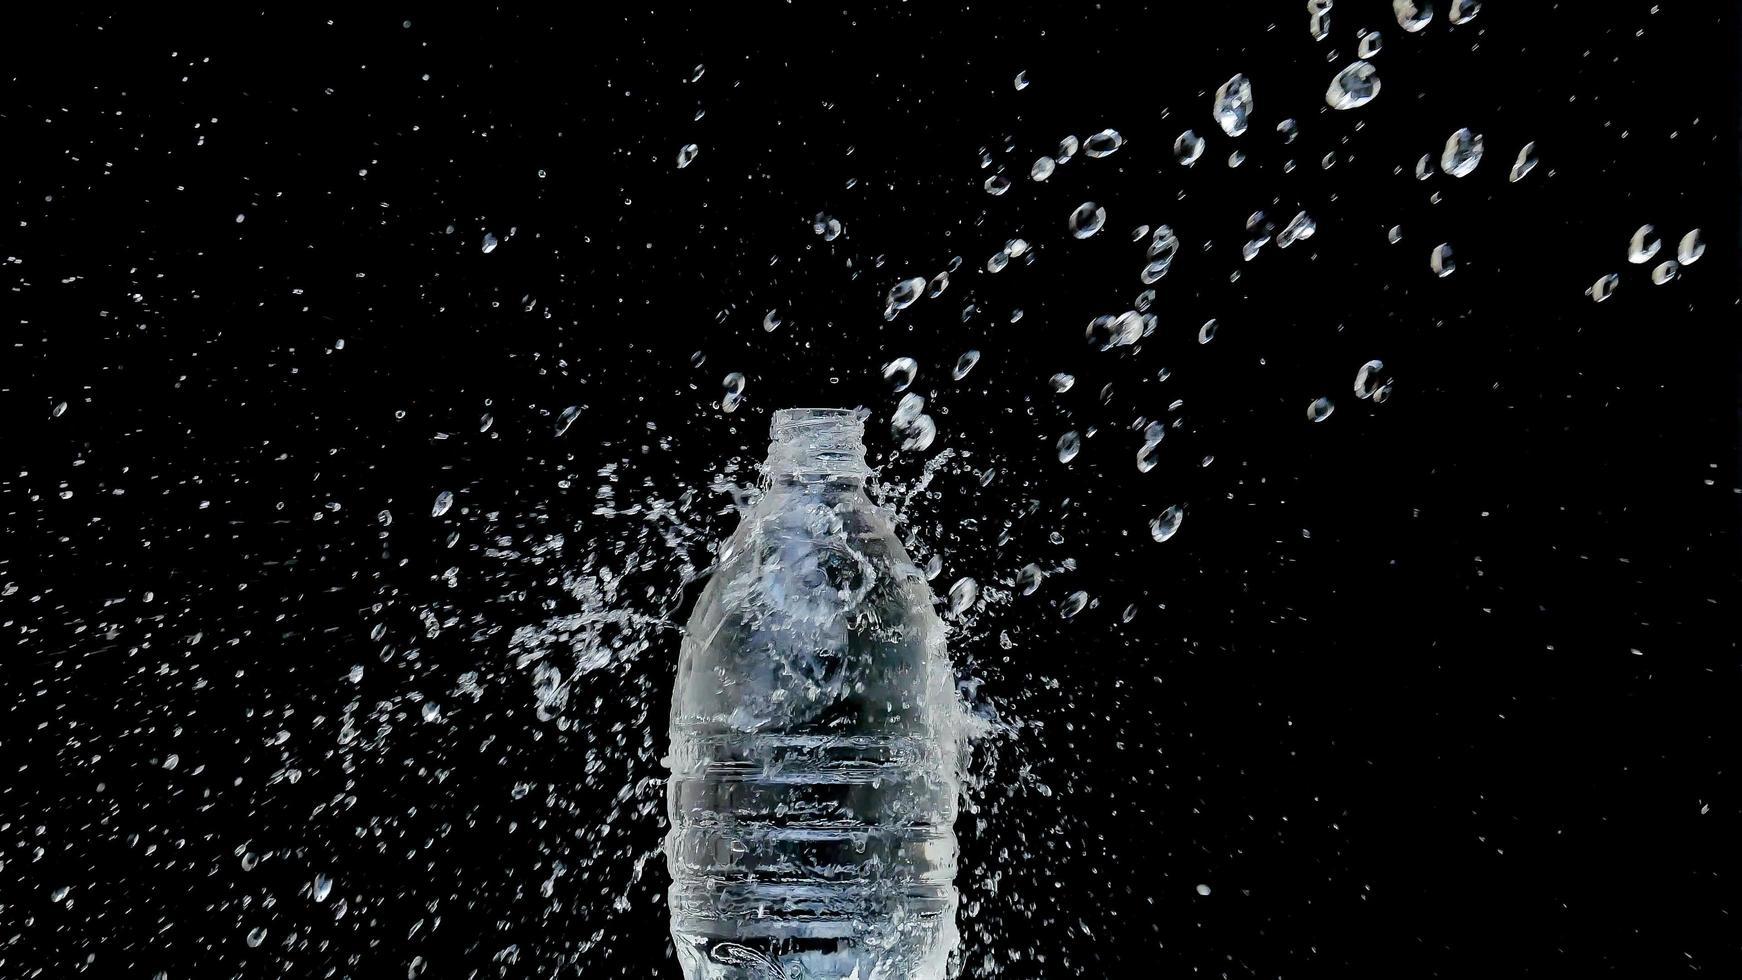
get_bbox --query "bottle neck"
[763,408,870,482]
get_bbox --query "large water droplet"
[1016,563,1044,596]
[1084,128,1124,158]
[1358,31,1383,58]
[1440,128,1483,177]
[431,491,454,518]
[1031,156,1056,181]
[1394,0,1433,32]
[1277,118,1299,143]
[1430,243,1455,277]
[1586,273,1619,303]
[1449,0,1480,24]
[1069,202,1107,239]
[1307,396,1336,422]
[246,927,268,948]
[1326,61,1381,110]
[1213,74,1254,137]
[677,143,698,169]
[1149,505,1184,542]
[1173,129,1206,166]
[313,874,334,903]
[887,277,927,310]
[1056,134,1079,163]
[1061,591,1090,619]
[481,232,498,254]
[1415,153,1434,181]
[1677,229,1704,265]
[1057,431,1082,463]
[1508,142,1538,182]
[952,350,981,381]
[1651,260,1679,285]
[984,173,1011,196]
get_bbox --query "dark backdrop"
[4,3,1739,978]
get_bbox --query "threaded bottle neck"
[764,408,870,479]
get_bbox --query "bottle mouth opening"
[766,408,869,477]
[770,407,865,432]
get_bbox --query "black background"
[4,3,1740,978]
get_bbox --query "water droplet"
[421,701,442,722]
[898,414,937,452]
[1358,31,1383,58]
[1014,70,1030,91]
[1326,61,1381,110]
[313,874,333,903]
[1677,229,1704,265]
[1197,883,1213,896]
[1069,202,1107,239]
[1430,243,1455,277]
[1449,0,1480,24]
[1212,74,1254,137]
[953,350,981,381]
[1228,150,1246,168]
[1586,273,1619,303]
[1307,396,1336,422]
[1651,260,1679,285]
[1056,134,1079,163]
[1394,0,1433,32]
[1309,3,1332,41]
[947,577,979,616]
[246,927,268,948]
[51,885,71,902]
[241,851,259,871]
[481,232,498,254]
[1057,431,1082,463]
[723,371,747,396]
[1136,441,1162,474]
[51,400,68,418]
[987,250,1010,273]
[1440,128,1484,177]
[1415,154,1434,181]
[1016,563,1044,596]
[554,405,581,437]
[877,358,919,393]
[1628,224,1661,264]
[1085,128,1124,158]
[887,277,927,310]
[348,664,365,683]
[1373,383,1394,404]
[1050,372,1076,393]
[1355,359,1388,399]
[923,554,943,581]
[1277,118,1299,143]
[1173,129,1206,166]
[1277,211,1316,248]
[1031,156,1056,181]
[1061,591,1090,619]
[1149,505,1184,542]
[431,491,454,518]
[984,173,1011,196]
[1387,225,1404,244]
[1508,142,1539,182]
[677,143,698,169]
[1135,288,1156,312]
[1198,319,1219,344]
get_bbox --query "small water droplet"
[1307,396,1336,422]
[1387,225,1404,244]
[1327,61,1381,110]
[313,874,334,902]
[1069,202,1107,239]
[1440,128,1483,177]
[1355,360,1388,399]
[481,232,498,254]
[1016,563,1044,596]
[1150,505,1184,542]
[1173,129,1206,166]
[1430,243,1455,277]
[1014,70,1030,90]
[1628,224,1662,264]
[51,885,71,902]
[1677,229,1704,265]
[1277,118,1299,143]
[1358,31,1383,58]
[421,701,442,722]
[947,577,979,616]
[554,405,581,436]
[952,350,981,381]
[1056,134,1079,163]
[51,400,68,418]
[883,357,918,392]
[1084,128,1124,158]
[1449,0,1480,24]
[1198,319,1219,344]
[1508,141,1539,182]
[1057,431,1082,463]
[887,277,927,310]
[1277,211,1316,248]
[1061,591,1090,619]
[1586,273,1619,303]
[1212,74,1254,137]
[676,143,698,168]
[246,926,268,948]
[1197,883,1213,896]
[1050,373,1076,393]
[431,491,454,518]
[1031,156,1056,181]
[984,173,1011,196]
[1651,260,1679,285]
[1394,0,1433,33]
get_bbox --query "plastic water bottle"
[665,408,962,980]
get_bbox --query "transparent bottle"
[666,408,962,980]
